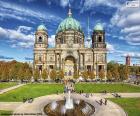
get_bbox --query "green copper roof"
[56,11,82,33]
[37,24,47,31]
[94,23,104,31]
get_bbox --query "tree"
[81,71,88,79]
[33,69,39,81]
[121,65,130,80]
[88,71,95,80]
[107,70,112,80]
[0,60,33,81]
[25,68,32,81]
[42,69,48,80]
[112,65,120,81]
[99,69,105,80]
[57,70,64,79]
[73,70,79,79]
[50,69,57,80]
[17,67,25,81]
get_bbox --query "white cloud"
[122,52,140,58]
[60,0,69,7]
[0,1,62,23]
[111,4,140,45]
[107,42,115,53]
[121,25,140,33]
[17,26,32,33]
[17,41,34,48]
[48,35,55,47]
[0,26,34,48]
[81,0,121,12]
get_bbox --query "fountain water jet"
[50,101,57,110]
[65,90,74,109]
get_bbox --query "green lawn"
[0,83,64,102]
[75,83,140,93]
[109,98,140,116]
[0,110,12,116]
[0,82,17,90]
[0,83,140,102]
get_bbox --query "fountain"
[43,82,95,115]
[65,90,74,109]
[44,92,95,116]
[50,101,57,110]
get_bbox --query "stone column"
[104,64,107,81]
[95,53,98,80]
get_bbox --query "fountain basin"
[44,99,95,116]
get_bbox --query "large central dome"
[56,9,82,33]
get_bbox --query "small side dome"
[94,23,104,31]
[37,24,47,31]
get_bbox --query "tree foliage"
[42,69,48,80]
[88,71,95,79]
[99,69,105,80]
[0,60,32,81]
[81,71,88,79]
[73,70,79,79]
[33,69,39,81]
[50,69,57,80]
[57,70,64,79]
[107,61,139,81]
[107,70,112,80]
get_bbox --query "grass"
[75,83,140,93]
[0,83,139,102]
[109,98,140,116]
[0,82,17,90]
[0,110,12,116]
[0,83,64,102]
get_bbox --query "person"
[100,99,103,105]
[23,98,27,103]
[91,93,93,97]
[105,99,107,105]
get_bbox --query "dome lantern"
[94,23,104,31]
[68,8,72,17]
[37,24,47,31]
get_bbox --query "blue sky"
[0,0,140,65]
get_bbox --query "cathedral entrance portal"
[64,56,76,79]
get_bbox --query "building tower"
[126,55,131,66]
[34,24,48,71]
[87,17,91,48]
[92,23,107,80]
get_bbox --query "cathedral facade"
[34,9,107,80]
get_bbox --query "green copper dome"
[56,9,82,33]
[37,24,47,31]
[94,23,104,31]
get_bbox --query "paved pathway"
[0,92,139,115]
[12,93,126,116]
[88,92,140,98]
[0,102,22,111]
[0,84,25,95]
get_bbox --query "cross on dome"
[68,2,72,17]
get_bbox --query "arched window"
[38,36,43,42]
[39,65,42,71]
[98,36,102,42]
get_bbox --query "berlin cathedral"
[34,8,107,80]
